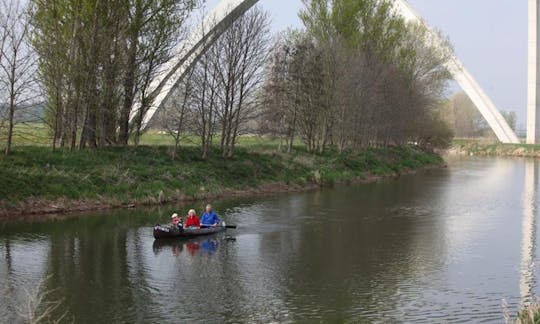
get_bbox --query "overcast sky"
[202,0,528,126]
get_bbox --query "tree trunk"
[5,80,15,155]
[70,94,79,151]
[52,85,62,151]
[119,40,138,145]
[118,0,142,146]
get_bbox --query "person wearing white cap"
[171,213,182,228]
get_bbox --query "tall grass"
[0,126,444,213]
[515,303,540,324]
[513,303,540,324]
[504,300,540,324]
[0,143,443,211]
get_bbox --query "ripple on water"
[0,158,538,322]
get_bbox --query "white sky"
[202,0,527,126]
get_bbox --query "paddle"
[200,224,237,229]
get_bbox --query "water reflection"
[3,158,540,322]
[0,236,50,322]
[521,159,538,305]
[152,236,222,257]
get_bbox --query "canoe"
[153,224,226,239]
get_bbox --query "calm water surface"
[1,157,539,323]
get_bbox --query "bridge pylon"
[528,0,540,144]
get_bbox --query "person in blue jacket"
[200,204,221,227]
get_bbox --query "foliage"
[440,91,518,139]
[262,0,453,153]
[441,92,486,138]
[29,0,198,149]
[0,0,454,160]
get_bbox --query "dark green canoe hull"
[153,225,226,239]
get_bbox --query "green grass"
[0,143,443,211]
[451,138,540,156]
[0,123,52,146]
[0,124,302,148]
[1,124,198,147]
[0,124,443,211]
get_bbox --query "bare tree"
[212,6,270,158]
[260,38,288,149]
[159,12,221,160]
[128,0,197,146]
[160,67,195,159]
[191,48,220,159]
[0,0,37,155]
[0,1,8,135]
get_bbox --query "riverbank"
[0,145,444,218]
[449,139,540,157]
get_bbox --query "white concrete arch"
[395,0,519,144]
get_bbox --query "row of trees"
[260,0,454,153]
[30,0,198,150]
[0,0,272,158]
[1,0,459,158]
[159,0,455,158]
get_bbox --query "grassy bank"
[450,139,540,157]
[0,144,443,217]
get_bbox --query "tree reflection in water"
[152,235,223,258]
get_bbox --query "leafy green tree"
[30,0,197,149]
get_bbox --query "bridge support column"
[528,0,540,144]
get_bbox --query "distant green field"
[0,123,296,149]
[0,123,52,146]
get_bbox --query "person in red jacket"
[184,209,200,228]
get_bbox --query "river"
[0,157,538,323]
